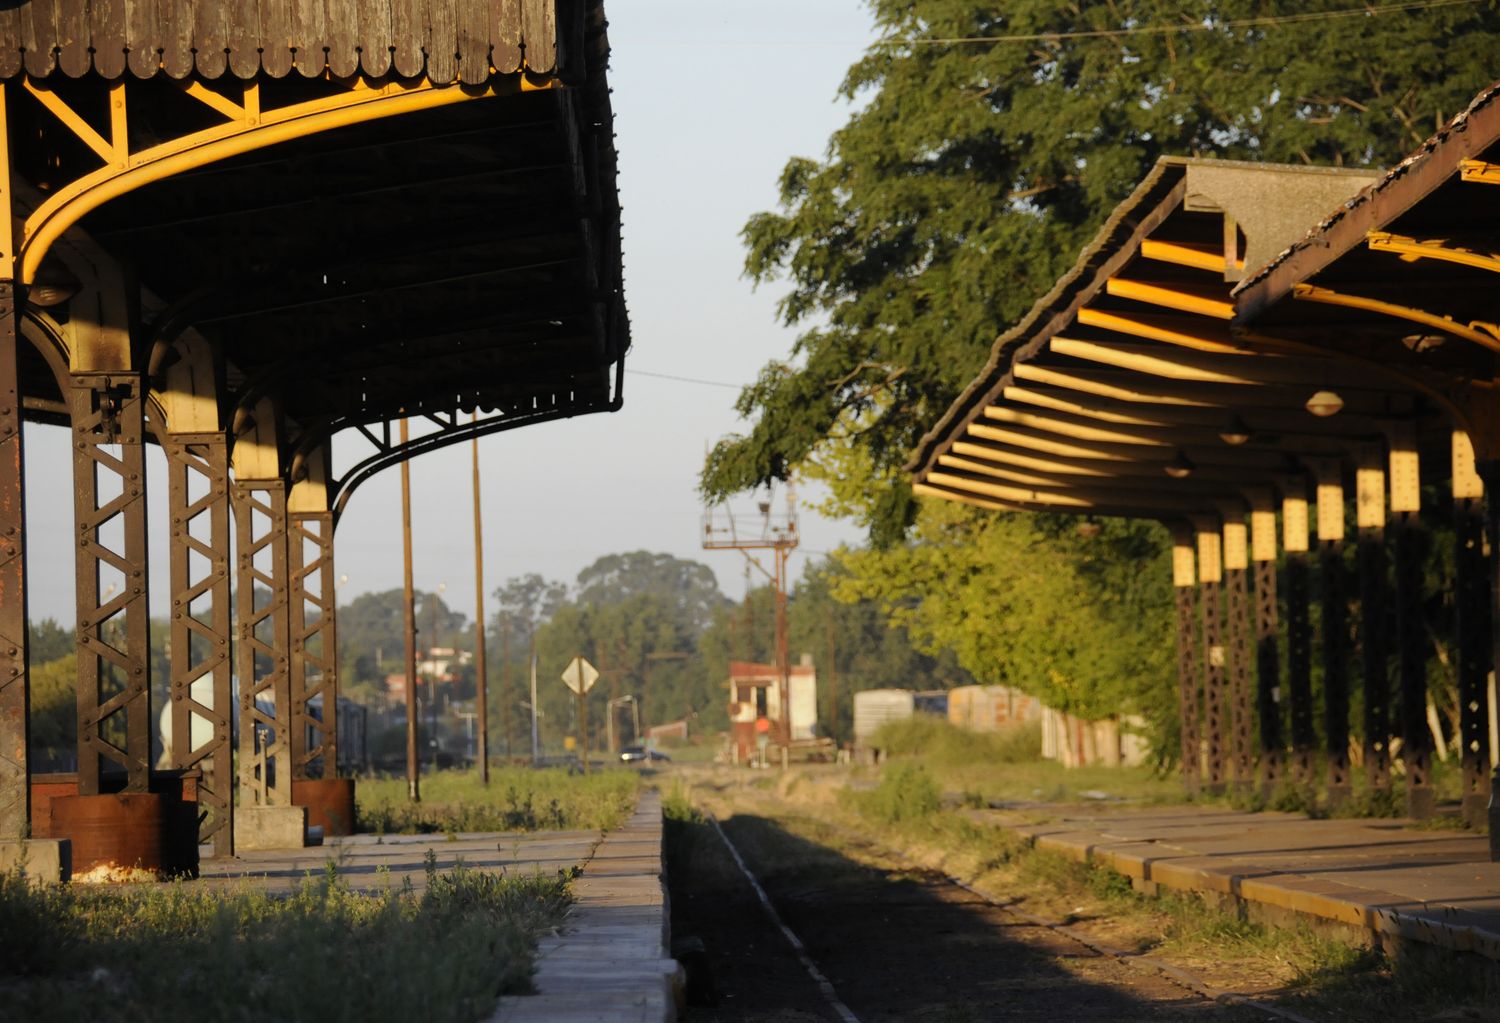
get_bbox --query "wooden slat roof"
[0,0,570,81]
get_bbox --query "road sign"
[561,656,599,694]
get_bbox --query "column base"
[0,838,71,883]
[49,790,198,881]
[1460,792,1488,829]
[234,805,309,851]
[1404,783,1435,821]
[292,777,356,836]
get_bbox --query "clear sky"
[20,2,880,627]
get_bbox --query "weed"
[845,762,943,825]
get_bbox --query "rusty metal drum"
[292,777,357,836]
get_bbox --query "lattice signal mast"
[702,485,799,746]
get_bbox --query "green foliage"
[357,767,638,835]
[27,619,73,665]
[660,783,704,824]
[705,0,1500,542]
[870,716,1041,765]
[0,863,570,1021]
[28,654,76,755]
[848,761,943,824]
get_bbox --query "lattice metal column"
[1452,431,1491,825]
[1312,459,1351,809]
[0,283,29,837]
[164,432,233,856]
[1355,446,1391,792]
[71,374,152,794]
[1171,536,1200,794]
[1389,425,1432,818]
[289,508,337,780]
[233,479,293,807]
[1197,527,1227,795]
[1250,498,1283,798]
[1281,477,1316,791]
[1222,515,1254,794]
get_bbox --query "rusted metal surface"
[291,777,356,836]
[1358,530,1391,792]
[290,510,337,780]
[49,785,197,878]
[1253,559,1283,795]
[1174,587,1201,794]
[1454,496,1491,824]
[70,373,151,796]
[1200,579,1226,794]
[233,479,292,808]
[1395,513,1434,819]
[1224,566,1254,792]
[163,431,233,856]
[0,286,27,840]
[1284,553,1315,788]
[0,1,570,81]
[1320,540,1350,806]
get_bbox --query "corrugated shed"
[0,0,571,81]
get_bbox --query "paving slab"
[491,789,680,1023]
[968,802,1500,962]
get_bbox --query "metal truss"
[70,373,151,794]
[0,289,27,837]
[1358,530,1391,791]
[1224,567,1254,792]
[290,511,337,779]
[1253,559,1283,794]
[1394,513,1433,817]
[233,480,292,807]
[1284,553,1315,788]
[1453,497,1491,821]
[163,432,233,856]
[1200,580,1227,794]
[1320,540,1351,804]
[1174,587,1201,793]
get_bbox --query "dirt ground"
[666,806,1272,1022]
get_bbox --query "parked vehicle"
[619,745,670,764]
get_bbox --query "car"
[619,745,671,764]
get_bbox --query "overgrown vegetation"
[357,767,638,835]
[0,860,571,1022]
[843,761,943,824]
[869,717,1041,765]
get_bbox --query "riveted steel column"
[1250,495,1283,798]
[0,281,29,837]
[1171,534,1200,794]
[1389,424,1432,818]
[1280,477,1316,791]
[71,374,151,794]
[1197,525,1227,795]
[164,432,233,855]
[289,445,337,780]
[233,478,293,807]
[1355,445,1391,793]
[1222,514,1254,794]
[1453,431,1491,825]
[1312,459,1351,809]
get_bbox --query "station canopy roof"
[909,78,1500,525]
[6,0,626,451]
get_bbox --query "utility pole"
[400,418,420,802]
[826,608,838,748]
[471,421,489,784]
[500,618,512,759]
[429,581,445,769]
[529,636,540,763]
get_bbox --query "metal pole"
[529,637,539,763]
[400,418,420,802]
[429,585,442,769]
[579,673,589,775]
[471,424,489,784]
[501,620,512,759]
[775,545,791,750]
[826,609,837,748]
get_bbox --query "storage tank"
[854,689,916,747]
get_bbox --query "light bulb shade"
[1164,451,1195,479]
[1219,415,1251,446]
[1305,389,1344,417]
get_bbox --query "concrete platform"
[967,803,1500,961]
[490,789,681,1023]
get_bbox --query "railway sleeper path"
[666,804,1287,1023]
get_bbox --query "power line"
[876,0,1484,46]
[626,368,744,390]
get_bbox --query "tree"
[702,0,1500,542]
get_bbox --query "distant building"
[727,657,817,760]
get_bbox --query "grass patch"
[0,860,571,1022]
[357,766,638,835]
[843,761,943,825]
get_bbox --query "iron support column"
[1281,479,1316,791]
[1355,446,1390,792]
[1313,460,1350,809]
[233,478,293,807]
[289,509,337,779]
[71,373,152,794]
[1171,536,1201,794]
[1388,425,1432,818]
[0,282,29,837]
[1222,516,1254,793]
[1197,527,1227,795]
[1250,500,1283,797]
[164,432,233,855]
[1453,432,1491,825]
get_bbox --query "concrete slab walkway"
[490,789,680,1023]
[968,803,1500,961]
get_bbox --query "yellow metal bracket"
[1458,160,1500,185]
[15,71,541,285]
[1077,307,1246,354]
[1366,230,1500,275]
[1291,282,1500,354]
[1104,278,1235,321]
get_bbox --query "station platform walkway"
[967,803,1500,962]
